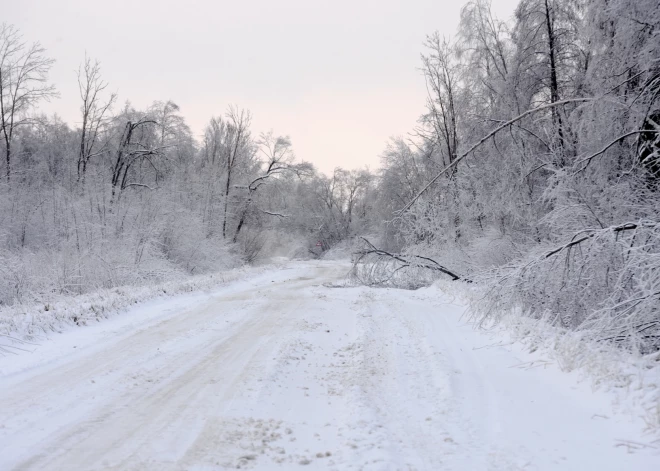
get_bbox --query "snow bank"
[429,279,660,438]
[0,263,280,351]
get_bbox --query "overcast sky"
[4,0,518,174]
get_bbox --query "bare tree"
[110,117,162,204]
[232,132,297,242]
[421,33,461,171]
[460,2,508,74]
[222,106,252,238]
[77,55,115,182]
[201,116,226,167]
[513,0,584,162]
[0,24,56,180]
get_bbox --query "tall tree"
[221,106,252,238]
[513,0,584,162]
[232,132,296,242]
[77,55,115,182]
[0,24,56,180]
[420,33,461,171]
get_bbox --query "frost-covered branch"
[352,237,465,283]
[399,98,592,213]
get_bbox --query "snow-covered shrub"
[473,221,660,353]
[0,263,266,349]
[323,238,364,261]
[349,255,441,289]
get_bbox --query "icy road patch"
[0,261,657,470]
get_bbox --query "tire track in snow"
[1,265,344,471]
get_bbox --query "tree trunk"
[78,117,88,181]
[4,139,10,181]
[222,166,232,238]
[233,209,246,243]
[544,0,566,163]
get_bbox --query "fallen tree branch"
[353,237,466,282]
[259,209,289,218]
[123,183,156,190]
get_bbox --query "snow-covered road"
[0,261,657,470]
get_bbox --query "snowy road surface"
[0,261,657,470]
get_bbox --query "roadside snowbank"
[429,278,660,440]
[0,261,285,351]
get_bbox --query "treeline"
[368,0,660,352]
[0,24,375,305]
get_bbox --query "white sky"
[4,0,518,174]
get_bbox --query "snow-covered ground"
[0,260,658,470]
